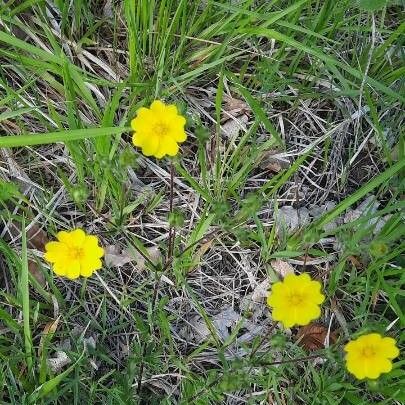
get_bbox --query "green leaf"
[359,0,387,11]
[0,181,21,201]
[0,308,20,333]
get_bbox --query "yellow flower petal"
[56,231,71,244]
[380,337,400,359]
[65,261,80,279]
[166,104,178,115]
[53,262,67,276]
[162,135,179,156]
[69,229,86,246]
[44,241,67,262]
[169,127,187,143]
[150,100,165,111]
[132,131,146,147]
[141,134,160,156]
[344,340,357,353]
[80,258,102,277]
[83,235,104,258]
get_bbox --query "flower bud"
[370,241,389,257]
[168,209,185,228]
[71,184,88,204]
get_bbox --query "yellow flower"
[131,100,187,159]
[44,229,104,279]
[344,333,399,380]
[267,273,325,328]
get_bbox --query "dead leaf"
[6,221,48,250]
[28,259,46,287]
[104,244,161,270]
[38,317,60,357]
[296,323,337,351]
[27,224,48,251]
[330,299,349,338]
[189,46,216,69]
[47,351,71,373]
[103,0,113,17]
[270,259,294,278]
[84,336,96,351]
[104,245,133,267]
[179,306,266,345]
[188,239,214,272]
[343,195,379,224]
[275,206,310,231]
[220,114,249,138]
[347,255,363,270]
[251,278,270,303]
[222,95,250,122]
[260,150,290,173]
[130,245,161,270]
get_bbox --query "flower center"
[154,121,169,137]
[69,247,84,261]
[361,346,376,358]
[289,293,304,305]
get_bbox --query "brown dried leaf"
[188,239,214,273]
[6,221,48,251]
[27,224,48,251]
[28,259,46,286]
[38,316,60,357]
[296,323,337,351]
[347,255,363,270]
[260,150,290,173]
[222,95,250,122]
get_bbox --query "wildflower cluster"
[42,100,399,384]
[267,272,399,380]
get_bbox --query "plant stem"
[21,217,33,375]
[136,160,176,397]
[167,161,175,261]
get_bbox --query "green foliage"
[168,209,185,228]
[0,181,20,202]
[0,0,403,403]
[358,0,388,11]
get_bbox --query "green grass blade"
[244,28,405,103]
[315,159,405,228]
[20,217,33,375]
[230,73,283,147]
[0,127,130,148]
